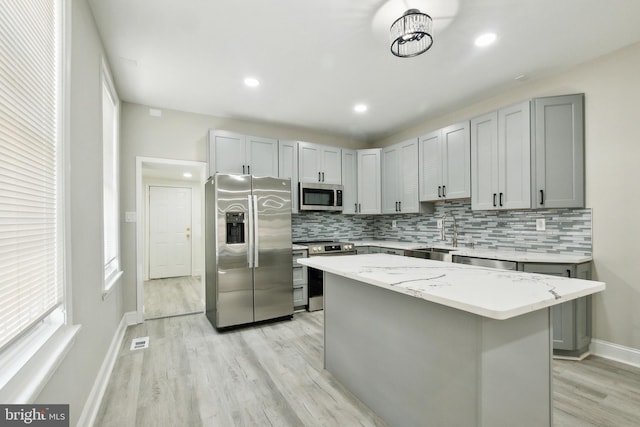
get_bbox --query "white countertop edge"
[298,255,604,320]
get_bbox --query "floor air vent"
[130,336,149,351]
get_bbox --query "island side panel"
[324,272,480,427]
[479,308,552,427]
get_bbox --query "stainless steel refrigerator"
[205,173,293,328]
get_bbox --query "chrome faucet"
[441,213,458,248]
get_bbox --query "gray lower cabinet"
[292,249,308,309]
[356,246,381,254]
[519,262,592,357]
[379,247,404,256]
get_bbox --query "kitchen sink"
[403,247,454,262]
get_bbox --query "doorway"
[136,157,207,321]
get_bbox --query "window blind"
[0,0,63,350]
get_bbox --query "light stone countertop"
[297,254,604,320]
[350,240,592,263]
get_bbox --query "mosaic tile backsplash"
[292,200,592,256]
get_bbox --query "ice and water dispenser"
[225,212,245,244]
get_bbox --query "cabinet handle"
[438,186,441,198]
[493,193,497,207]
[247,165,250,175]
[355,203,358,212]
[399,201,402,211]
[358,203,361,213]
[499,192,504,207]
[243,165,246,174]
[395,201,399,212]
[322,172,325,182]
[566,269,571,277]
[442,185,446,197]
[318,172,321,182]
[539,189,544,205]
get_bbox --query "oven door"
[307,251,355,311]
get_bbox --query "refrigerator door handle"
[247,195,254,267]
[252,194,259,268]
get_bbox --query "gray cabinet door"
[442,121,471,200]
[471,111,499,210]
[357,149,382,214]
[520,262,592,356]
[532,94,585,208]
[278,140,299,213]
[418,129,442,201]
[498,101,531,209]
[341,149,358,214]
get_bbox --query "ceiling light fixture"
[390,9,433,58]
[244,77,260,87]
[474,32,497,47]
[183,172,193,178]
[354,104,368,113]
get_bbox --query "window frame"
[0,0,80,404]
[100,57,123,295]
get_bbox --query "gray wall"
[34,1,125,425]
[374,42,640,350]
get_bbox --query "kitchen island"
[297,254,605,427]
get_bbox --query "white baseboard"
[590,339,640,368]
[77,311,136,427]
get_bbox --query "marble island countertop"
[297,254,605,320]
[350,240,592,263]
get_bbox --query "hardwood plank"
[95,312,640,427]
[144,276,203,319]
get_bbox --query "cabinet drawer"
[293,250,308,266]
[380,247,404,256]
[293,283,308,308]
[293,266,307,284]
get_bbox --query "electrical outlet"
[437,219,443,229]
[391,220,397,229]
[536,218,546,231]
[125,211,137,223]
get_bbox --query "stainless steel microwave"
[299,182,343,211]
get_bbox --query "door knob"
[186,234,191,238]
[186,227,191,231]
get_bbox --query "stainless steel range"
[294,240,356,311]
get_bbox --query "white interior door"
[149,186,192,279]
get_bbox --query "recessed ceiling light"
[474,33,497,47]
[354,104,368,113]
[183,172,193,178]
[244,77,260,87]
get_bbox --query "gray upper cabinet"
[419,121,470,202]
[357,149,382,214]
[342,149,382,215]
[382,139,420,214]
[341,149,357,214]
[532,94,585,209]
[208,130,278,178]
[298,141,342,184]
[471,101,531,210]
[278,140,299,213]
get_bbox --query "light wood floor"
[95,312,640,427]
[143,276,203,319]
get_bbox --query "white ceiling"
[88,0,640,142]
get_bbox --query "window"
[0,0,65,352]
[101,60,121,293]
